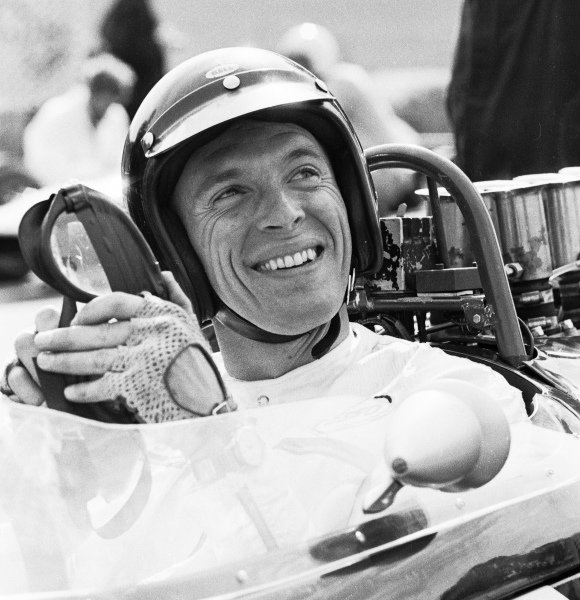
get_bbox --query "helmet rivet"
[315,78,328,92]
[141,131,155,151]
[223,74,241,90]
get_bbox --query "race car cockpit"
[3,135,580,600]
[3,38,580,599]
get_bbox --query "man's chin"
[246,303,343,337]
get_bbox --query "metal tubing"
[365,144,527,366]
[352,294,485,313]
[426,177,450,267]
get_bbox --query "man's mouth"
[254,246,322,271]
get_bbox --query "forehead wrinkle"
[187,134,329,192]
[284,145,331,165]
[196,120,321,163]
[203,144,326,174]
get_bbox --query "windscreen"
[0,392,579,600]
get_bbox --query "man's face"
[172,120,352,335]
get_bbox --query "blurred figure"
[0,154,40,280]
[98,0,166,120]
[23,53,135,187]
[276,22,422,214]
[0,152,39,206]
[447,0,580,181]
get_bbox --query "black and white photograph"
[1,2,580,598]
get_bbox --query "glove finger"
[161,271,195,317]
[36,347,123,375]
[64,373,120,403]
[71,292,145,326]
[77,369,189,423]
[34,320,132,352]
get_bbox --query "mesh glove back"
[102,293,235,423]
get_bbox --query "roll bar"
[365,144,527,367]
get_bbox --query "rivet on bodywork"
[355,530,366,544]
[315,78,328,92]
[223,74,241,90]
[141,131,155,151]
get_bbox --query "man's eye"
[291,167,319,181]
[215,187,241,201]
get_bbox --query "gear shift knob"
[363,380,511,513]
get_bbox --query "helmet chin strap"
[213,305,303,344]
[213,304,342,359]
[311,310,342,359]
[213,270,354,358]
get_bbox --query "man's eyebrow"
[193,143,328,189]
[284,146,328,162]
[196,167,244,190]
[203,143,324,165]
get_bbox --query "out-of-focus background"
[0,0,463,365]
[0,0,462,161]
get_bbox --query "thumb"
[161,271,195,317]
[35,306,61,332]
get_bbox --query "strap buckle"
[212,398,238,415]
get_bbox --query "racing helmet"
[123,46,381,328]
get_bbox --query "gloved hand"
[95,291,235,422]
[1,272,235,423]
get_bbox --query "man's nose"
[256,189,305,230]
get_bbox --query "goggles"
[19,183,166,422]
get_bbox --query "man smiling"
[3,48,526,425]
[172,120,351,379]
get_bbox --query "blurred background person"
[276,22,423,215]
[447,0,580,181]
[97,0,167,120]
[0,0,460,362]
[22,53,135,188]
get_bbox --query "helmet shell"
[123,47,381,323]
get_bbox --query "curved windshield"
[1,392,579,600]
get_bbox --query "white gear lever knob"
[363,380,511,513]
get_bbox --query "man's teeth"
[259,248,317,271]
